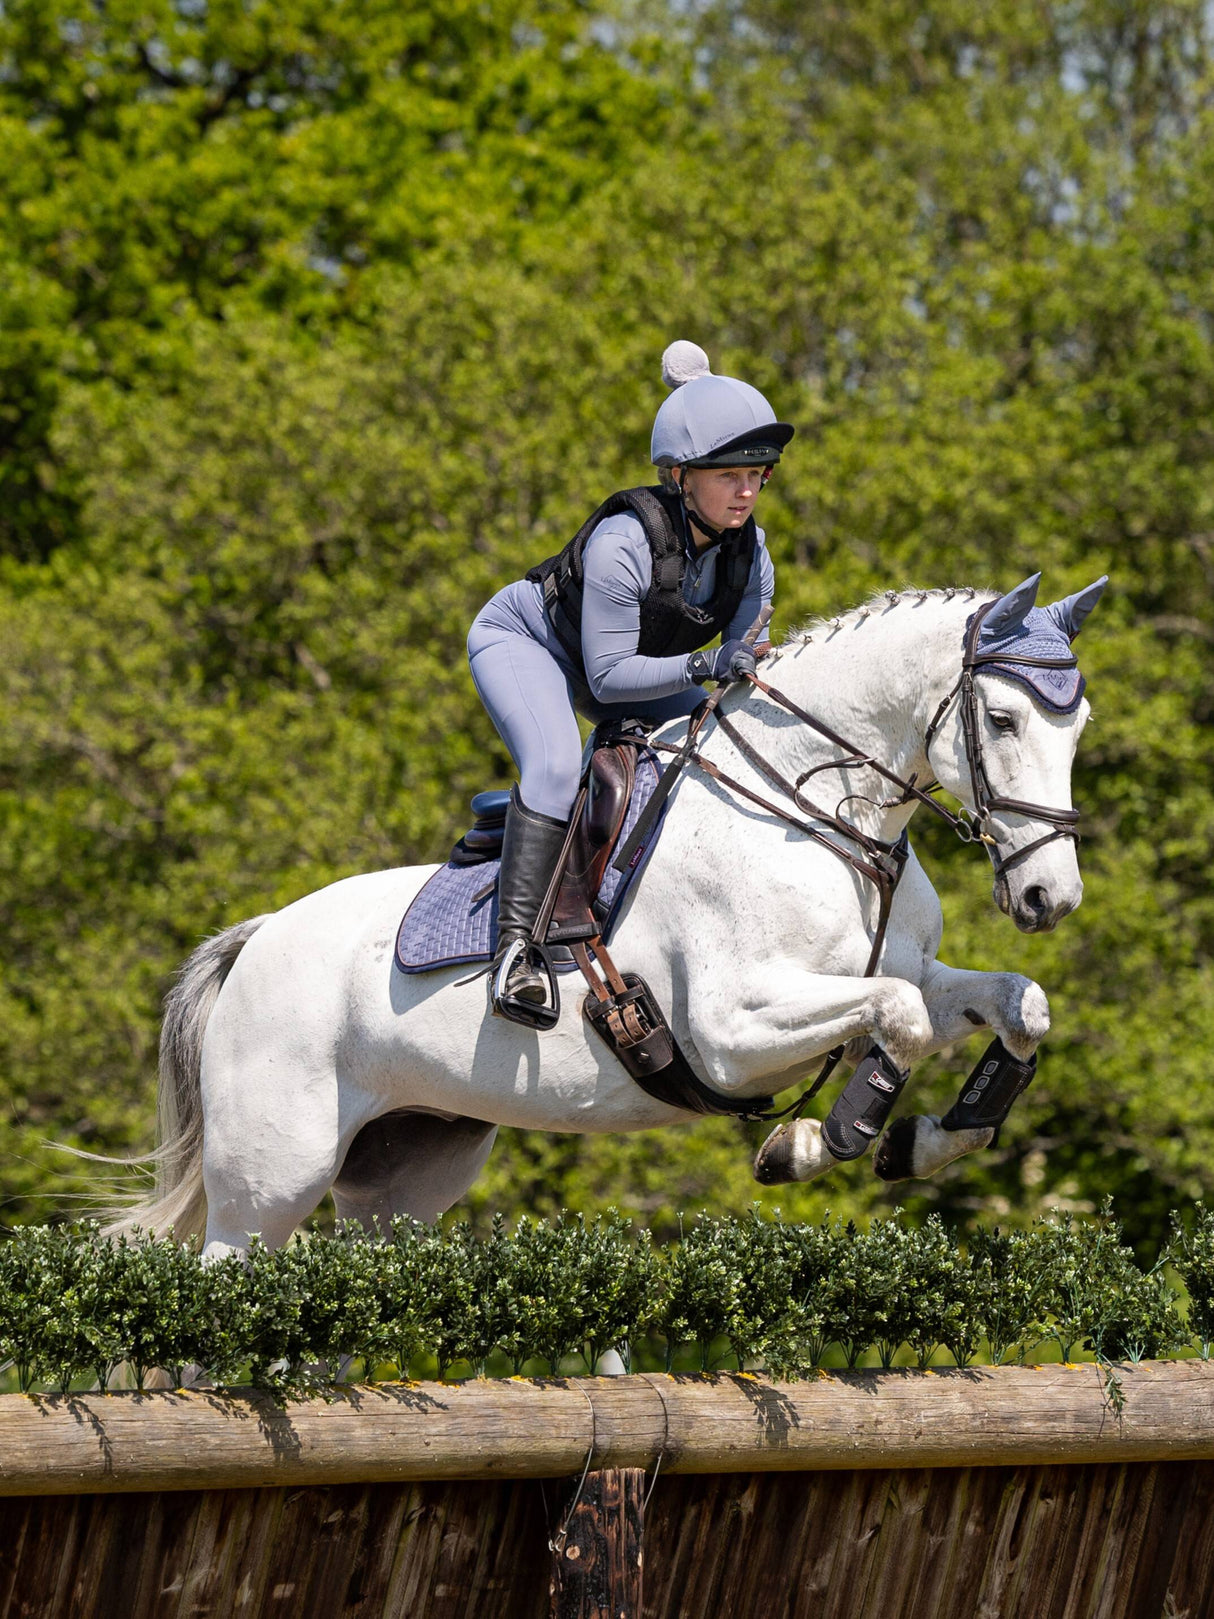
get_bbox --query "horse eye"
[989,711,1016,733]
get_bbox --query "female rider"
[467,341,794,1021]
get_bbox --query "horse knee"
[871,980,932,1062]
[1001,977,1050,1055]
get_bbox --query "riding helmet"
[650,341,795,468]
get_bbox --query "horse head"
[932,572,1107,933]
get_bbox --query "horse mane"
[781,585,1000,647]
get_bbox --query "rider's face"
[678,464,768,537]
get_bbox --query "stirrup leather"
[572,939,774,1119]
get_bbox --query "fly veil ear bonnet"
[973,573,1109,711]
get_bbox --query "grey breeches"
[468,623,700,821]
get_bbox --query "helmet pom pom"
[661,340,711,390]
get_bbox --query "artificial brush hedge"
[1,1206,1212,1400]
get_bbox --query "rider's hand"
[689,639,758,685]
[715,638,758,681]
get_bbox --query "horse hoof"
[753,1119,840,1185]
[873,1116,995,1180]
[754,1125,798,1184]
[873,1116,919,1182]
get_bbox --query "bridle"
[636,600,1085,1119]
[653,603,1081,962]
[922,599,1082,881]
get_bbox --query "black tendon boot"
[490,787,568,1027]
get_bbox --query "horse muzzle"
[997,877,1081,933]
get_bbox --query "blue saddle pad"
[395,748,665,973]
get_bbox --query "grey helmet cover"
[650,341,795,468]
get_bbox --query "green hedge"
[2,1207,1212,1400]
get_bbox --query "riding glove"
[688,639,757,686]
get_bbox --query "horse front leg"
[916,959,1050,1061]
[696,969,938,1188]
[691,966,937,1090]
[872,961,1050,1183]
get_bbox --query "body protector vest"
[526,486,756,678]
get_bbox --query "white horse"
[118,576,1103,1259]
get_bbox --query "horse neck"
[709,593,982,843]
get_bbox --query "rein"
[642,601,1083,1121]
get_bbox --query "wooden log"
[548,1468,644,1619]
[2,1362,1214,1497]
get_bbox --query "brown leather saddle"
[549,737,639,943]
[450,729,641,940]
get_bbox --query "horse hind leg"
[203,1108,495,1258]
[203,1142,341,1262]
[200,1071,349,1261]
[332,1110,498,1229]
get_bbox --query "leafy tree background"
[0,0,1211,1248]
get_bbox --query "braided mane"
[782,586,999,647]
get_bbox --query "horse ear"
[982,573,1041,638]
[1043,575,1108,642]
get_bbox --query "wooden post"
[549,1466,644,1619]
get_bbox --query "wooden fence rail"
[3,1365,1214,1618]
[0,1361,1212,1497]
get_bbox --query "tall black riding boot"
[491,787,568,1013]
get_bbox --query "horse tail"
[104,916,270,1241]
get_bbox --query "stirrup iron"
[490,937,560,1031]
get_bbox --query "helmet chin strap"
[672,466,726,547]
[685,506,727,545]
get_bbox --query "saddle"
[449,730,640,943]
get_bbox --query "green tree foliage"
[0,0,673,553]
[0,0,1212,1244]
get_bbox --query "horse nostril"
[1023,885,1049,916]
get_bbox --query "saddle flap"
[397,738,665,973]
[586,745,637,853]
[546,741,639,943]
